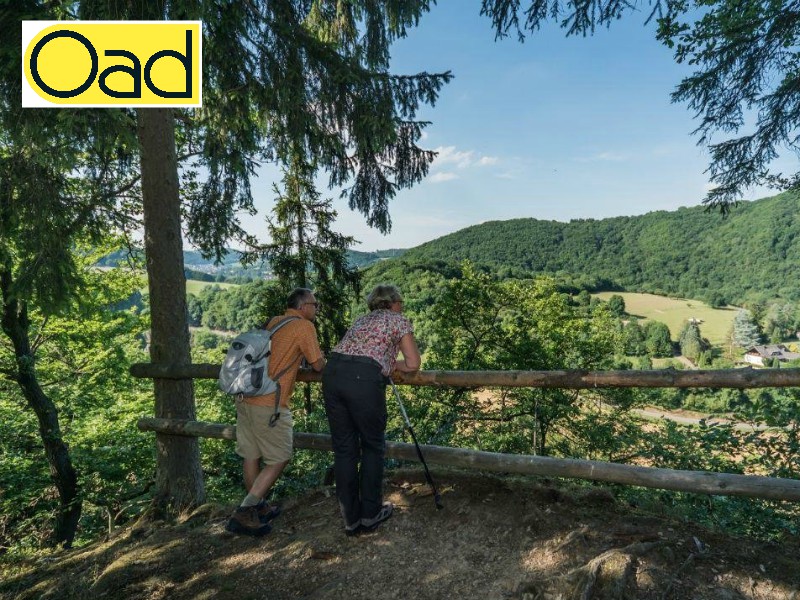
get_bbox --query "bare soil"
[2,469,799,600]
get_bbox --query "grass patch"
[185,279,239,295]
[137,279,240,296]
[593,292,737,346]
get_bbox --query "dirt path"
[3,469,799,600]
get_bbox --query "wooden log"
[137,417,800,502]
[130,362,800,389]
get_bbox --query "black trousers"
[322,353,387,526]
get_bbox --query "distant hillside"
[98,247,406,281]
[396,192,800,304]
[346,248,407,268]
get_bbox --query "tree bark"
[0,284,80,547]
[131,362,800,389]
[138,418,800,502]
[137,107,204,510]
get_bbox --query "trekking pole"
[389,378,444,510]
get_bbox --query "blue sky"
[246,3,779,251]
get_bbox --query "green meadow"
[593,292,738,346]
[135,278,240,296]
[185,279,239,295]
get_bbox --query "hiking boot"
[360,502,394,532]
[255,501,281,524]
[226,506,271,537]
[344,521,363,537]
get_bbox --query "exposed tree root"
[518,540,664,600]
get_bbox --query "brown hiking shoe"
[226,506,271,537]
[255,501,281,524]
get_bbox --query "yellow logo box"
[22,21,202,107]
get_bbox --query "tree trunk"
[0,286,80,547]
[137,107,204,510]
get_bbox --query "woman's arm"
[394,333,421,373]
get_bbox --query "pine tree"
[263,152,360,353]
[3,0,453,524]
[678,321,703,361]
[732,309,762,349]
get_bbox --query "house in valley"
[743,344,800,366]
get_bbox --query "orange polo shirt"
[243,309,323,409]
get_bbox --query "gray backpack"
[218,316,299,426]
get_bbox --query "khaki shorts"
[235,400,293,464]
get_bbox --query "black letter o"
[30,30,98,98]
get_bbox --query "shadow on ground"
[2,469,799,599]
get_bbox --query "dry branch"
[137,418,800,502]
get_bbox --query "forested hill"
[97,248,406,280]
[395,192,800,305]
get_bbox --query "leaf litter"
[2,468,799,600]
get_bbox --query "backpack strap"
[253,316,300,362]
[266,315,300,335]
[264,316,301,427]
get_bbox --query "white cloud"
[433,145,499,169]
[429,171,459,183]
[434,146,474,168]
[575,151,628,163]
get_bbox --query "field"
[185,279,239,295]
[593,292,737,346]
[137,279,239,296]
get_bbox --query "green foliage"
[606,294,626,317]
[0,256,153,552]
[678,320,708,361]
[402,262,638,457]
[623,318,647,356]
[763,302,800,343]
[394,193,800,305]
[732,309,762,348]
[655,0,800,209]
[346,249,406,268]
[193,280,285,331]
[261,154,361,352]
[643,321,673,358]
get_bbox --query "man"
[226,288,325,536]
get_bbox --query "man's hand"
[299,357,326,372]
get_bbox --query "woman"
[322,284,421,536]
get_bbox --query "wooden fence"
[131,363,800,502]
[131,363,800,388]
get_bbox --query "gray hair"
[366,284,403,311]
[287,287,314,309]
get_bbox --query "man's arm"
[298,322,326,371]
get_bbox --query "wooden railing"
[131,363,800,388]
[131,363,800,502]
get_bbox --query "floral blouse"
[333,309,414,375]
